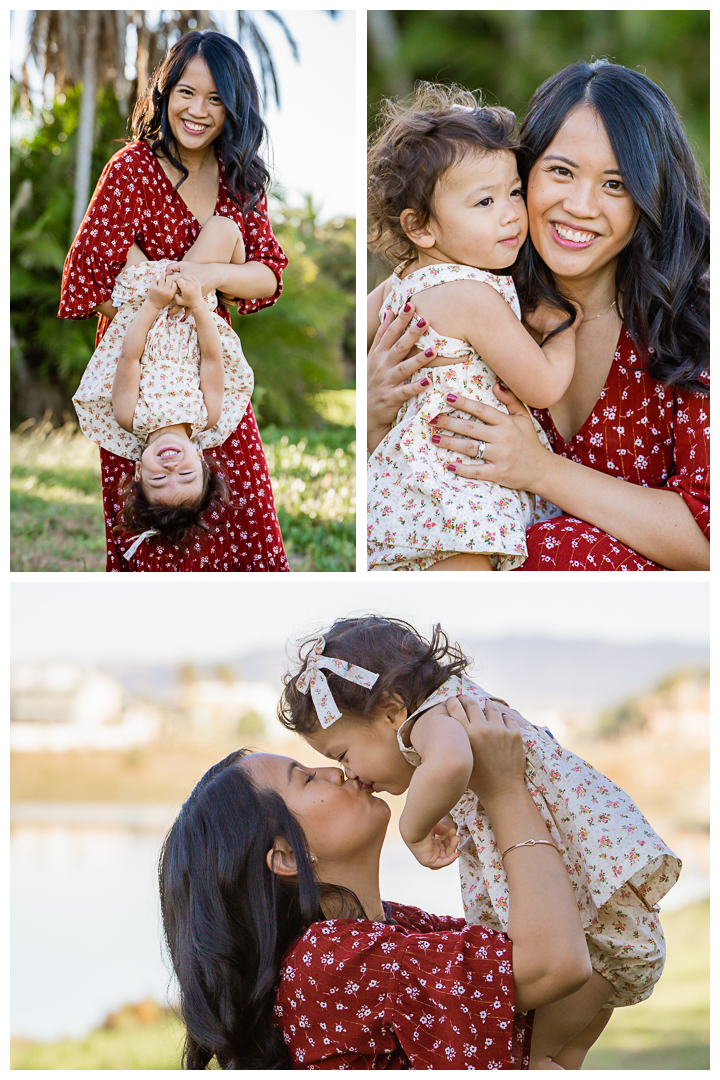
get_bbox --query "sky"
[9,9,355,220]
[10,579,709,664]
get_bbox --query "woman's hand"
[446,697,527,804]
[367,305,437,453]
[431,384,551,492]
[165,262,218,316]
[172,273,204,311]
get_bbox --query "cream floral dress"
[367,263,561,570]
[397,673,681,1006]
[73,260,254,461]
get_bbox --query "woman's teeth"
[183,120,206,132]
[554,223,596,243]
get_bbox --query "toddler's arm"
[112,274,177,431]
[399,704,473,867]
[415,279,580,408]
[174,274,225,429]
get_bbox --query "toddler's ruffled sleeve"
[58,148,144,320]
[662,373,710,538]
[236,195,288,315]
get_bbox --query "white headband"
[296,637,379,729]
[123,529,159,560]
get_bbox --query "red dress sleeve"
[662,373,710,537]
[274,908,531,1070]
[58,144,146,319]
[234,193,288,315]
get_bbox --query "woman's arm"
[455,698,591,1013]
[166,260,278,301]
[433,386,710,571]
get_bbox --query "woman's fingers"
[433,395,507,430]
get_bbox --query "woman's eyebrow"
[543,153,622,176]
[288,760,300,782]
[542,154,578,167]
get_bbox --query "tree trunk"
[71,10,101,240]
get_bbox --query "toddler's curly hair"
[114,454,231,546]
[278,615,472,734]
[368,83,519,265]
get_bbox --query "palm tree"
[19,9,300,238]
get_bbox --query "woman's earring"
[309,854,317,864]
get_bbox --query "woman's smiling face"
[527,106,639,287]
[166,55,226,155]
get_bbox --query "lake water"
[11,802,709,1042]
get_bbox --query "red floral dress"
[516,326,709,571]
[274,902,532,1070]
[59,140,289,572]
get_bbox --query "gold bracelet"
[501,838,559,860]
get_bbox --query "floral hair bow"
[296,637,379,729]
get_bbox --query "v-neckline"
[141,140,221,226]
[546,325,626,446]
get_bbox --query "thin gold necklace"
[582,300,617,323]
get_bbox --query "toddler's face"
[137,432,204,506]
[304,711,416,796]
[428,148,528,270]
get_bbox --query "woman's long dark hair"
[132,30,270,214]
[514,60,709,394]
[159,750,363,1070]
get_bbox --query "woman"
[59,30,289,571]
[367,62,709,571]
[160,700,593,1069]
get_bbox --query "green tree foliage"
[232,197,355,427]
[11,89,355,429]
[368,10,709,176]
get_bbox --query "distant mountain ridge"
[100,636,708,716]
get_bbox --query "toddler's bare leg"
[529,971,613,1070]
[424,553,493,571]
[123,242,148,269]
[182,215,245,265]
[553,1004,615,1070]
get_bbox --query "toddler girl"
[73,215,252,553]
[279,616,680,1070]
[367,84,579,571]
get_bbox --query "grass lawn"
[10,901,708,1069]
[10,392,355,572]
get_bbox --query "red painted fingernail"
[497,381,508,391]
[431,434,441,443]
[424,348,434,357]
[447,463,457,471]
[420,378,430,386]
[416,318,426,328]
[428,415,439,424]
[446,393,458,403]
[404,303,411,312]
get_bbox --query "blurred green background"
[367,9,709,289]
[11,10,355,571]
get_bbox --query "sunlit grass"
[11,398,356,572]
